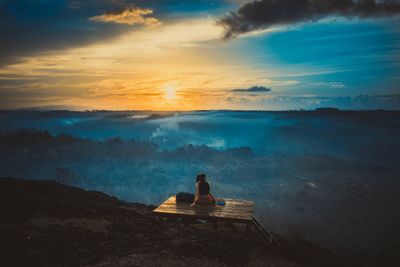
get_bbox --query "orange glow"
[0,18,281,110]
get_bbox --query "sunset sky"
[1,0,399,110]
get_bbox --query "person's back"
[198,180,210,195]
[192,173,215,206]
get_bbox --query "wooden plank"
[155,201,253,215]
[160,201,254,209]
[155,205,253,213]
[161,202,254,211]
[163,196,254,206]
[156,204,254,214]
[160,201,254,210]
[153,195,255,223]
[160,196,255,209]
[155,211,252,223]
[155,208,253,217]
[155,211,251,221]
[154,208,253,220]
[158,197,253,209]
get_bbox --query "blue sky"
[240,19,400,94]
[0,0,399,110]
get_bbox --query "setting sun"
[1,1,400,266]
[164,85,176,100]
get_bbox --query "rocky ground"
[0,177,359,267]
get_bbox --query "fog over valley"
[1,109,399,265]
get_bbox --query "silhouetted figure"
[191,173,215,206]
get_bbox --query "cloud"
[231,85,272,92]
[89,6,161,26]
[218,0,400,39]
[1,0,225,66]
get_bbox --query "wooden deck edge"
[153,210,253,224]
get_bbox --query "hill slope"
[0,177,356,267]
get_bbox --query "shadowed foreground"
[0,177,357,267]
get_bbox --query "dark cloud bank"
[0,0,131,65]
[0,0,228,66]
[218,0,400,39]
[231,85,272,92]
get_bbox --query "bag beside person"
[176,192,195,203]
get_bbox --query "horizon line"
[1,107,400,113]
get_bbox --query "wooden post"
[252,216,280,247]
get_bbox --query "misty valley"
[1,109,399,265]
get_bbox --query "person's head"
[196,173,206,183]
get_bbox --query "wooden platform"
[153,196,254,223]
[153,195,279,246]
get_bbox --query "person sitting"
[191,173,215,206]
